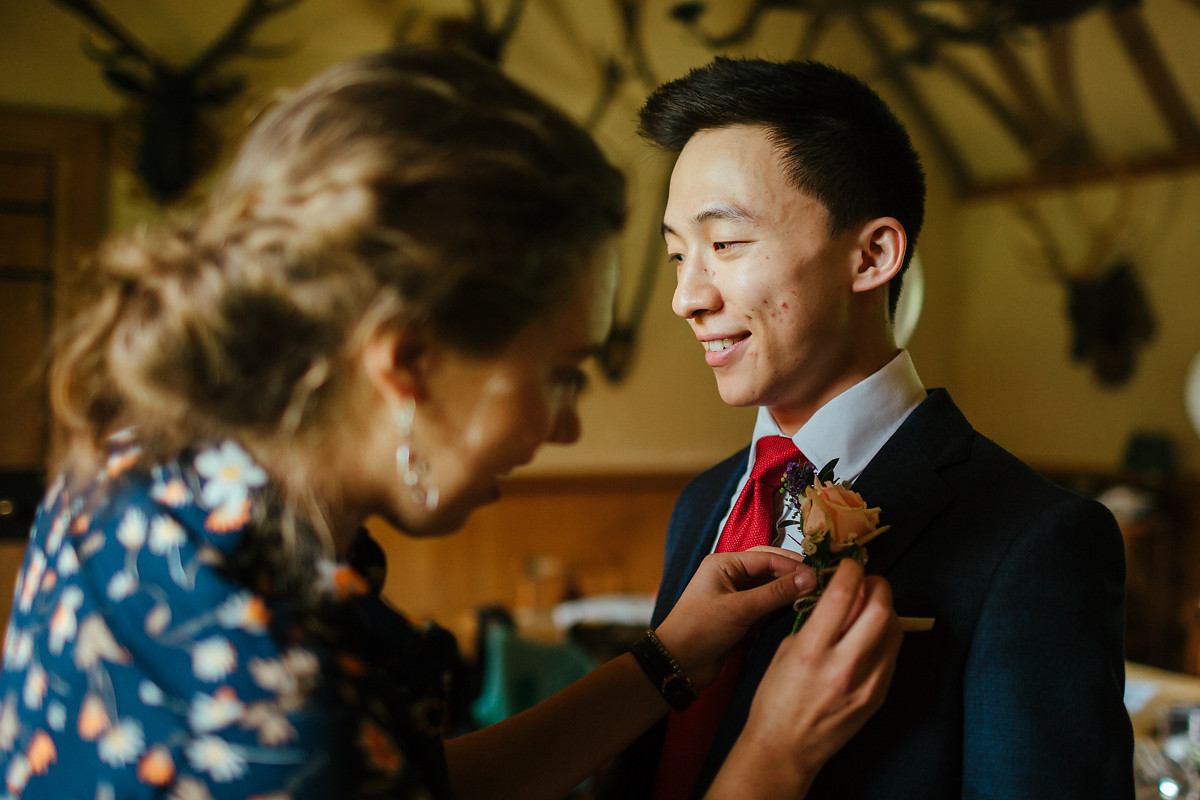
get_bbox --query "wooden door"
[0,108,109,621]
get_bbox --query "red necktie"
[650,436,801,800]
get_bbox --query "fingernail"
[794,571,816,594]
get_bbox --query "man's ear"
[850,217,907,293]
[361,323,430,403]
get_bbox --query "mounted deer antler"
[1013,184,1155,386]
[393,0,525,63]
[50,0,303,204]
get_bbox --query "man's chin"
[715,382,762,409]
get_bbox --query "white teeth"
[705,337,740,352]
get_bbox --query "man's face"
[663,124,860,426]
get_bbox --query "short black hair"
[639,57,925,318]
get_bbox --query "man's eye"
[713,242,729,251]
[667,252,684,264]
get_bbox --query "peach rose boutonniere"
[782,459,890,634]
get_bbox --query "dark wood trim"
[1045,23,1095,163]
[1107,5,1200,150]
[985,38,1067,165]
[931,49,1037,152]
[963,145,1200,199]
[852,10,973,193]
[0,267,53,283]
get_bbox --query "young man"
[603,57,1132,799]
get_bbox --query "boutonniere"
[781,458,890,634]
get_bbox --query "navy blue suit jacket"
[602,389,1133,799]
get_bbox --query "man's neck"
[767,347,902,436]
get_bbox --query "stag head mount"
[1014,188,1156,388]
[50,0,303,204]
[392,0,525,63]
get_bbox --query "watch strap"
[630,629,698,711]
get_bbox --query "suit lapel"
[654,448,748,624]
[850,389,972,576]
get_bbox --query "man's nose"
[672,257,722,319]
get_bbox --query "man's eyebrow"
[662,203,756,236]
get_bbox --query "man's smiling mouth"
[703,333,750,352]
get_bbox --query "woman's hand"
[736,559,901,781]
[653,547,817,689]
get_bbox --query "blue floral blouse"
[0,434,455,799]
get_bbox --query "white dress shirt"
[709,350,926,555]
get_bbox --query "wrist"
[709,733,815,800]
[629,629,699,711]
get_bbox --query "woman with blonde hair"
[0,47,899,799]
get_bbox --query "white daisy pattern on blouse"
[17,549,46,614]
[56,544,79,577]
[189,687,245,733]
[0,694,19,750]
[47,587,84,656]
[97,718,145,767]
[149,514,187,555]
[215,592,270,634]
[242,703,297,746]
[5,630,32,671]
[46,701,66,732]
[74,614,131,669]
[171,775,218,800]
[107,570,138,601]
[151,468,192,507]
[144,603,172,636]
[0,437,454,799]
[195,442,267,512]
[116,508,148,551]
[192,637,237,683]
[186,736,248,783]
[6,752,31,794]
[44,514,68,558]
[22,663,47,711]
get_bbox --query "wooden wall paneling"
[0,108,110,324]
[0,108,110,627]
[0,153,54,468]
[0,109,110,470]
[369,473,694,645]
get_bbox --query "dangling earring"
[393,397,439,511]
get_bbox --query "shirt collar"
[750,350,926,484]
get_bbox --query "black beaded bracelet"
[630,629,698,711]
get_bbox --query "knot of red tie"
[751,435,800,486]
[715,435,800,554]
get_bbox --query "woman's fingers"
[745,544,807,565]
[798,559,868,647]
[716,569,817,623]
[830,577,902,716]
[719,547,813,584]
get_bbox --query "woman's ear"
[361,323,430,403]
[851,217,907,294]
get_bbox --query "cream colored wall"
[3,0,1198,477]
[953,175,1200,473]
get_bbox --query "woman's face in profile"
[411,245,618,535]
